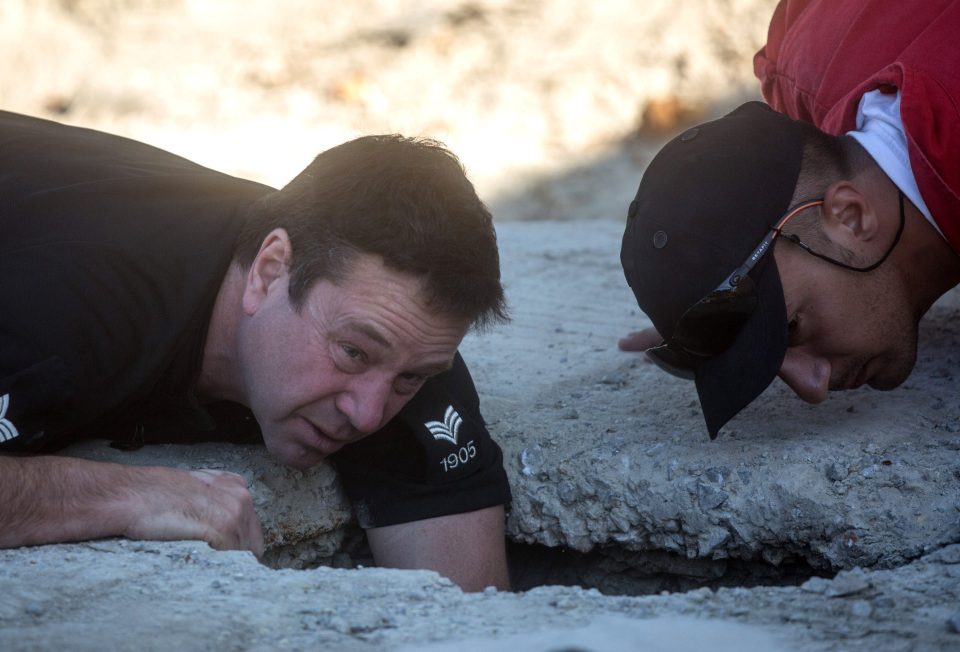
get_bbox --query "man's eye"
[341,344,365,361]
[395,372,426,394]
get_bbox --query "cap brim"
[693,254,788,439]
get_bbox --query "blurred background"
[0,0,777,221]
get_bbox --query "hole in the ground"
[507,540,834,596]
[263,530,833,597]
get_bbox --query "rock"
[825,463,847,482]
[1,542,959,650]
[947,611,960,634]
[704,467,730,487]
[849,600,873,618]
[799,577,830,594]
[22,601,44,618]
[520,444,545,478]
[698,527,730,556]
[826,569,872,598]
[696,482,729,511]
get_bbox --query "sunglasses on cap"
[645,198,824,380]
[646,191,906,380]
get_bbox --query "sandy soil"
[0,0,776,217]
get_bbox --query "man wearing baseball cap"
[619,0,960,438]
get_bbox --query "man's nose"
[338,375,393,435]
[778,349,831,404]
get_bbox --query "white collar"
[846,89,940,236]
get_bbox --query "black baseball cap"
[621,101,813,438]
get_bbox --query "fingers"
[618,327,662,352]
[188,469,265,556]
[124,466,265,557]
[247,512,265,558]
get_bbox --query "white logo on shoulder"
[0,394,20,443]
[424,405,462,445]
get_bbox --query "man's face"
[773,243,918,403]
[237,252,467,470]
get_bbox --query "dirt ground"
[0,0,776,214]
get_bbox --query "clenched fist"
[123,466,265,557]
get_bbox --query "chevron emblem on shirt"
[424,405,462,445]
[0,394,20,443]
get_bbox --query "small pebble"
[827,569,871,597]
[519,444,544,477]
[850,600,872,618]
[23,601,44,618]
[947,611,960,634]
[696,481,728,511]
[800,577,830,594]
[704,466,729,486]
[826,463,846,482]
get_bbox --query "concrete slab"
[1,541,957,651]
[5,218,958,649]
[462,220,960,580]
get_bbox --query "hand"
[124,467,265,557]
[618,326,662,352]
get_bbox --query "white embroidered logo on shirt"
[424,405,462,445]
[0,394,20,443]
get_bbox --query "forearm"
[366,505,510,592]
[0,455,148,547]
[0,455,264,555]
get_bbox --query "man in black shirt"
[0,111,511,591]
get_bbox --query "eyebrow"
[416,359,455,377]
[344,321,392,349]
[340,321,455,376]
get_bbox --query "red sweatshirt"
[754,0,960,251]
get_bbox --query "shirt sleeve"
[330,352,511,528]
[0,343,77,453]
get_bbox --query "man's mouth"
[843,362,873,390]
[301,418,349,456]
[830,362,869,391]
[850,365,868,389]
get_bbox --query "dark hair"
[235,134,507,330]
[782,131,874,265]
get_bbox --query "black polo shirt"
[0,111,509,528]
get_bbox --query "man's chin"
[871,353,917,391]
[868,375,909,392]
[865,366,914,391]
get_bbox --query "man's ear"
[820,181,880,248]
[242,228,292,315]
